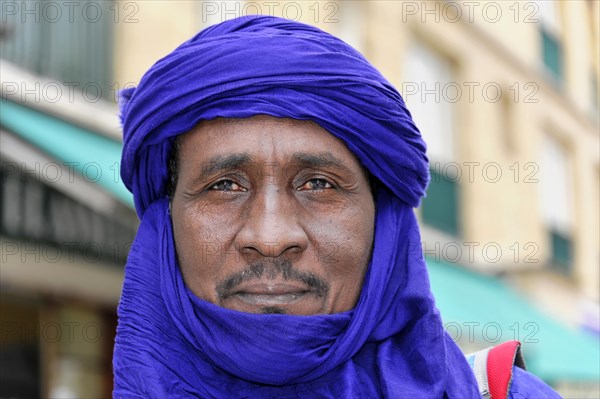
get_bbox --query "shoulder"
[509,366,562,399]
[466,341,563,399]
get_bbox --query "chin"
[259,306,286,314]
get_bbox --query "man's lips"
[229,283,312,305]
[216,266,330,314]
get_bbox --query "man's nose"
[235,186,308,259]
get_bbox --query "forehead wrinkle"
[290,151,357,177]
[267,126,279,179]
[187,117,366,185]
[193,152,252,184]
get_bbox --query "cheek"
[311,202,375,281]
[309,208,373,312]
[172,204,242,298]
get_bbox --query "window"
[404,42,460,236]
[550,230,572,268]
[404,42,456,164]
[540,134,573,273]
[0,0,113,99]
[421,168,460,236]
[541,28,563,81]
[537,1,563,83]
[0,296,41,399]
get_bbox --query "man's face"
[171,115,375,315]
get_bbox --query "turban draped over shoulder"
[115,16,481,398]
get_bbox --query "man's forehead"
[187,115,325,135]
[173,115,372,183]
[178,116,352,159]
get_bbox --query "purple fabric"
[114,16,481,398]
[509,367,562,398]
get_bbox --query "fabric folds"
[119,16,429,217]
[114,15,481,398]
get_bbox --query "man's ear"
[365,170,379,202]
[166,136,181,200]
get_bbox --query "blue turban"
[114,16,481,397]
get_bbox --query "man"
[114,16,561,398]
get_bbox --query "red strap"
[487,341,521,399]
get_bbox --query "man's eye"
[209,180,244,192]
[299,178,333,191]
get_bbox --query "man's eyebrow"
[193,151,356,185]
[290,152,354,174]
[197,153,252,182]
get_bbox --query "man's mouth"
[220,280,327,315]
[230,283,312,306]
[215,260,330,314]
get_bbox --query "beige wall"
[367,1,599,301]
[113,1,198,86]
[113,0,352,85]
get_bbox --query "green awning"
[428,258,600,382]
[0,100,133,207]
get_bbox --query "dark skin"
[170,115,375,315]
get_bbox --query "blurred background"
[1,0,598,397]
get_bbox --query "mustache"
[216,258,329,300]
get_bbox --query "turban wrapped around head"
[114,16,480,398]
